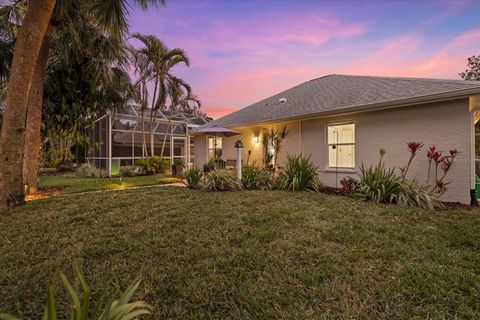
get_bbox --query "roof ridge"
[321,74,480,86]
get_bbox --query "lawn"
[1,188,479,319]
[38,173,181,194]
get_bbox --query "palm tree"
[0,0,55,207]
[129,34,190,158]
[0,0,165,208]
[160,77,201,161]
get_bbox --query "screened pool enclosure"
[85,105,210,175]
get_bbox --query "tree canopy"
[459,55,480,81]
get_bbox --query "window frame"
[326,122,356,169]
[207,136,223,160]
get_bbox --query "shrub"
[76,163,108,178]
[355,162,441,210]
[183,167,203,189]
[253,169,277,190]
[355,162,402,204]
[200,169,243,191]
[242,166,258,189]
[203,160,215,173]
[242,166,277,190]
[120,166,142,177]
[394,179,442,210]
[340,176,360,193]
[0,264,152,320]
[278,154,322,191]
[203,159,226,173]
[137,157,170,175]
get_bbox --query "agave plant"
[0,265,152,320]
[182,167,203,189]
[278,154,322,191]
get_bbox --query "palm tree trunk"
[23,24,52,195]
[0,0,56,208]
[141,108,148,158]
[149,78,159,157]
[160,107,173,158]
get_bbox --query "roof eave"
[223,88,480,129]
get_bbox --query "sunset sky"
[129,0,480,119]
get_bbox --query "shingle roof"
[207,74,480,128]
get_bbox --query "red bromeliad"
[407,141,424,156]
[426,146,459,195]
[401,141,423,179]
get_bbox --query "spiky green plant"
[242,166,277,190]
[252,168,277,190]
[356,162,441,210]
[182,167,202,189]
[0,265,152,320]
[278,154,322,191]
[241,165,258,189]
[200,170,243,192]
[394,179,443,210]
[355,162,402,204]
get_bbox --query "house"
[193,74,480,204]
[85,105,210,175]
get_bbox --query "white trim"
[471,112,476,189]
[325,121,356,170]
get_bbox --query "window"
[208,137,222,159]
[327,123,355,168]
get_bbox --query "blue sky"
[129,0,480,118]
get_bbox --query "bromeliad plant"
[397,141,459,196]
[0,265,152,320]
[426,146,459,195]
[399,141,423,179]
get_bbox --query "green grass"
[1,188,479,319]
[38,174,181,194]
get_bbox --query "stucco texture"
[194,99,473,204]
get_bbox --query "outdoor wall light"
[253,136,259,143]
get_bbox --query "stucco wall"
[303,99,473,203]
[194,98,473,204]
[193,134,207,168]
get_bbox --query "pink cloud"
[341,28,480,79]
[129,1,480,120]
[202,106,238,119]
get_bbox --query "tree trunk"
[23,24,52,195]
[160,111,172,158]
[0,0,56,208]
[149,78,158,157]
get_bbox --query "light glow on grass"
[1,189,479,318]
